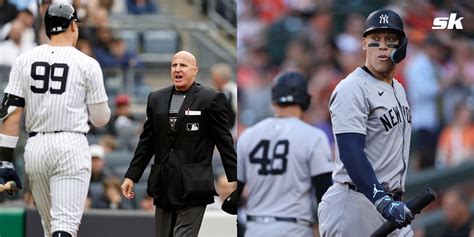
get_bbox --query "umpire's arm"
[209,92,237,182]
[124,93,156,182]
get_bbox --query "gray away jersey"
[238,117,333,222]
[5,45,108,133]
[329,67,411,191]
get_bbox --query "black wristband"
[0,147,14,162]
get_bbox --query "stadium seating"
[105,150,133,168]
[119,30,140,54]
[142,30,180,54]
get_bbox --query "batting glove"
[0,161,22,190]
[375,195,413,228]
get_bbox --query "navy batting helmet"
[44,3,78,38]
[271,72,311,111]
[363,9,407,63]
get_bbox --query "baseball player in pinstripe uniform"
[318,9,414,237]
[237,72,333,236]
[0,3,110,237]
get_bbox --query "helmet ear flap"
[390,37,408,63]
[302,93,311,111]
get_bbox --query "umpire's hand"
[121,178,135,200]
[375,195,413,228]
[0,161,22,192]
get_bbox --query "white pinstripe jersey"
[237,117,333,222]
[4,44,108,133]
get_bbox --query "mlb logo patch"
[186,123,199,131]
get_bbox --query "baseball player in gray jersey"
[237,72,333,236]
[0,3,110,237]
[318,9,414,237]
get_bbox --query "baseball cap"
[115,94,130,107]
[90,144,105,159]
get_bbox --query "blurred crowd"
[0,0,238,215]
[237,0,474,236]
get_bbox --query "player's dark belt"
[28,131,86,137]
[28,131,63,137]
[247,215,312,226]
[344,182,404,201]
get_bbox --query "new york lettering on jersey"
[379,105,411,132]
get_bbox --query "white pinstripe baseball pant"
[24,132,91,237]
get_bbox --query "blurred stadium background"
[237,0,474,237]
[0,0,237,236]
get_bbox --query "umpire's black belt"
[344,182,404,201]
[247,215,312,226]
[28,131,85,137]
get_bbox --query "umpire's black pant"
[155,205,206,237]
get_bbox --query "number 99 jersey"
[4,45,108,133]
[237,117,334,222]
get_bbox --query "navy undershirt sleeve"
[336,133,387,203]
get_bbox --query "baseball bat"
[371,188,437,237]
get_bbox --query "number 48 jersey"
[237,117,334,222]
[5,45,108,133]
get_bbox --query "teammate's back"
[237,72,334,237]
[238,116,332,221]
[6,44,107,133]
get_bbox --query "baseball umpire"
[0,3,110,237]
[238,72,334,236]
[318,9,414,237]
